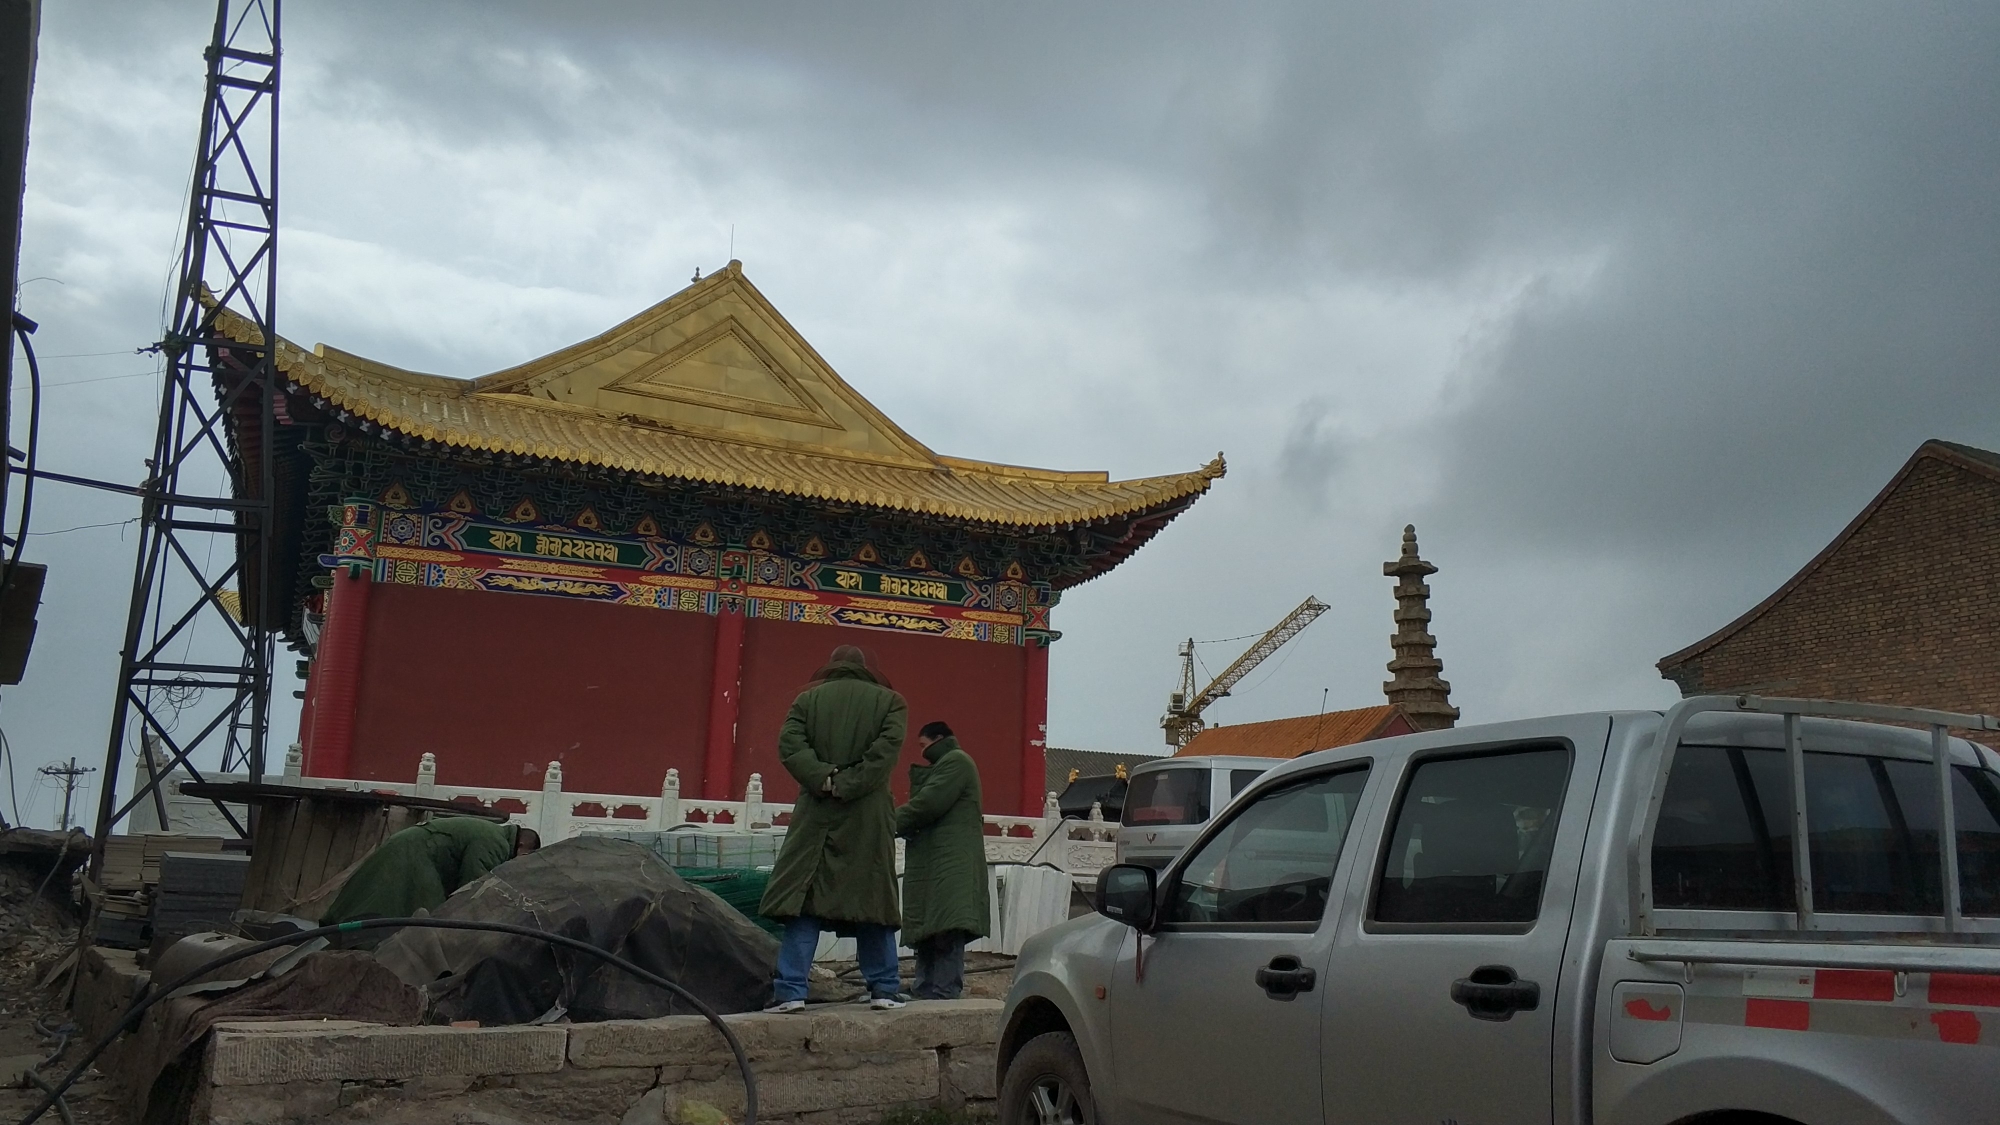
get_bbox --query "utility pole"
[38,756,93,832]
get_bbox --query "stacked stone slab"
[190,1001,1001,1125]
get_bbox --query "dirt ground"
[0,856,122,1125]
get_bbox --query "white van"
[1115,755,1283,868]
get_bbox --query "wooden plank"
[293,802,338,900]
[319,806,361,884]
[239,801,283,912]
[270,798,315,914]
[245,799,298,913]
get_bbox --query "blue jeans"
[773,915,901,1003]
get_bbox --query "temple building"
[220,262,1222,814]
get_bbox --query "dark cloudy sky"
[6,2,1996,826]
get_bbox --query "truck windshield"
[1652,745,2000,916]
[1122,768,1211,826]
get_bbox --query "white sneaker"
[763,999,806,1014]
[870,995,907,1010]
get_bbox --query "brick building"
[1657,439,2000,716]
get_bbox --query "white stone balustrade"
[280,758,1118,879]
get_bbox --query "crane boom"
[1162,595,1329,747]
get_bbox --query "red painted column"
[304,569,372,779]
[1020,640,1050,815]
[704,606,746,799]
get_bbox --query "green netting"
[675,867,781,936]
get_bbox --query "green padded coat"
[757,663,909,927]
[320,816,518,925]
[895,736,991,945]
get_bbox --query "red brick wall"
[1665,455,2000,717]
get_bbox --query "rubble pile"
[0,854,79,1006]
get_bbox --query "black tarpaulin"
[372,836,778,1024]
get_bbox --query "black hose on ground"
[19,1072,72,1125]
[13,916,760,1125]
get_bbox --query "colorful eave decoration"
[325,499,1058,646]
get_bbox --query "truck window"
[1230,768,1265,797]
[1122,768,1211,827]
[1371,746,1572,926]
[1163,766,1371,927]
[1651,745,2000,916]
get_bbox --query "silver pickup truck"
[995,696,2000,1125]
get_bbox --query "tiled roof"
[1175,705,1410,759]
[210,264,1223,529]
[1045,746,1167,790]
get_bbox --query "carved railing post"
[415,752,437,798]
[536,761,568,840]
[658,768,682,830]
[745,773,766,829]
[283,743,303,783]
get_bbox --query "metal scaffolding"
[91,0,281,869]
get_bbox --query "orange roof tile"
[1175,705,1410,759]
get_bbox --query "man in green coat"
[895,721,990,999]
[321,816,539,941]
[758,644,909,1011]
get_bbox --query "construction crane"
[1161,596,1329,748]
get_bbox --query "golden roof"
[213,263,1222,528]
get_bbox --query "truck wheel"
[1000,1030,1098,1125]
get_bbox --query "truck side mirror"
[1096,863,1158,930]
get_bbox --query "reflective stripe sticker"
[1745,998,1812,1031]
[1930,974,2000,1008]
[1813,969,1896,1003]
[1625,996,1674,1021]
[1931,1011,1982,1045]
[1671,965,2000,1047]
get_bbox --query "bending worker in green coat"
[321,816,540,940]
[896,721,990,999]
[759,644,909,1012]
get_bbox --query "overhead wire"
[27,518,141,537]
[39,370,160,389]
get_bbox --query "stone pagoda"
[1382,524,1459,731]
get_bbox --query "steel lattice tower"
[92,0,281,867]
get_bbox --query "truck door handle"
[1450,964,1540,1022]
[1255,955,1317,1001]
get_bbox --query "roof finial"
[692,266,702,283]
[1383,523,1459,731]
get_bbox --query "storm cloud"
[4,1,1994,823]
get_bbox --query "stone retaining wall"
[191,1000,1001,1125]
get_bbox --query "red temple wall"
[326,584,1034,811]
[734,617,1028,812]
[345,583,718,796]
